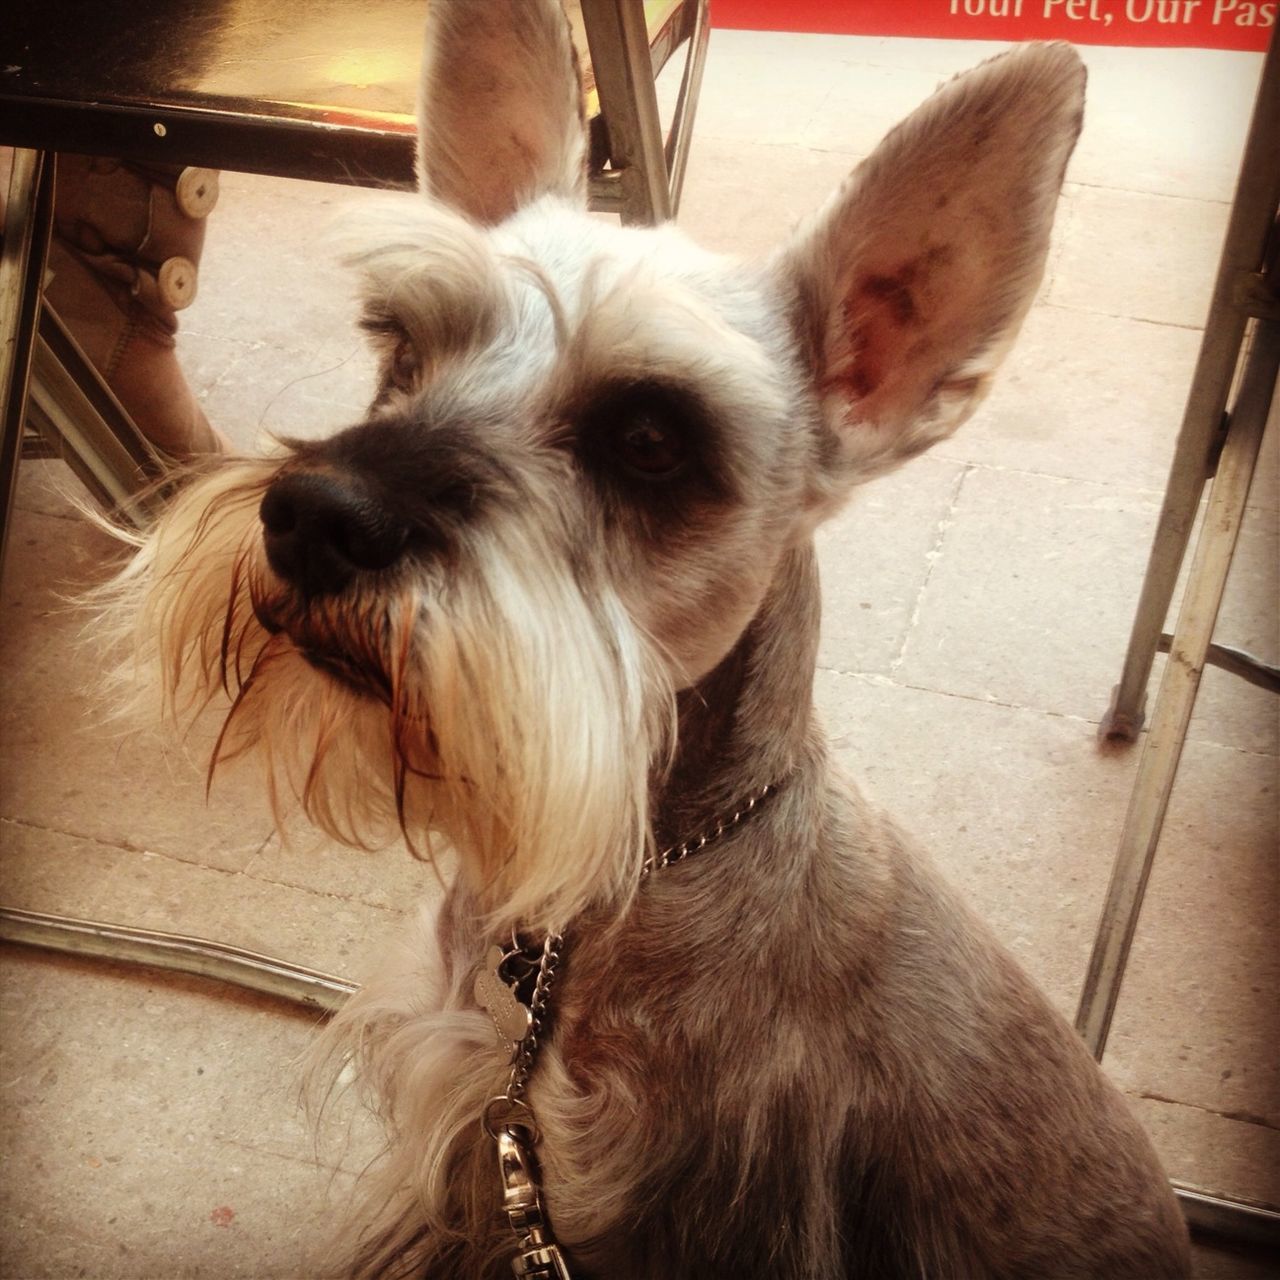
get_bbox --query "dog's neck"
[651,541,822,848]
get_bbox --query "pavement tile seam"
[0,813,178,864]
[1,813,129,853]
[10,495,82,522]
[913,455,1273,528]
[181,328,267,352]
[1045,301,1210,332]
[234,862,415,916]
[241,831,440,913]
[922,451,1171,496]
[732,141,865,162]
[120,840,412,919]
[1131,1090,1279,1136]
[1038,297,1206,334]
[886,462,973,676]
[819,669,1101,727]
[1040,184,1078,297]
[0,815,412,925]
[815,668,1279,761]
[1065,179,1232,209]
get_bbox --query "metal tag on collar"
[497,1127,572,1279]
[474,944,534,1054]
[512,1244,572,1280]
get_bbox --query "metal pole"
[581,0,673,225]
[0,148,54,577]
[663,0,711,216]
[1075,312,1279,1057]
[1100,34,1279,742]
[1173,1182,1280,1250]
[0,906,358,1015]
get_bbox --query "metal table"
[0,0,710,557]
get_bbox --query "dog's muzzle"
[259,470,409,597]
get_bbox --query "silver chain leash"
[478,780,784,1278]
[641,782,779,876]
[480,932,569,1279]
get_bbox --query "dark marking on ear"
[923,244,956,271]
[846,366,879,399]
[859,273,919,327]
[829,303,884,402]
[839,366,880,399]
[827,243,969,415]
[820,366,882,408]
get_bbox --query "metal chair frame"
[1075,30,1280,1250]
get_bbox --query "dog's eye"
[613,412,687,479]
[390,336,419,392]
[576,381,708,490]
[578,383,697,482]
[361,312,421,396]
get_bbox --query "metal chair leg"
[0,148,54,576]
[662,0,711,215]
[28,304,167,527]
[1100,34,1280,743]
[582,0,675,226]
[1075,310,1279,1060]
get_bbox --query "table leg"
[1101,35,1280,743]
[1075,310,1279,1059]
[0,149,55,577]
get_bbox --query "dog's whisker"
[219,541,255,698]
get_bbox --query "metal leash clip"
[478,786,785,1278]
[497,1127,573,1279]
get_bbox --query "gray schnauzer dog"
[103,2,1191,1277]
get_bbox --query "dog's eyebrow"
[502,255,569,351]
[345,202,508,366]
[560,270,790,481]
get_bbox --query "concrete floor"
[2,28,1277,1280]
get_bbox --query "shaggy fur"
[99,4,1191,1277]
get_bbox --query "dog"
[100,3,1192,1277]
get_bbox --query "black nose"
[259,471,408,597]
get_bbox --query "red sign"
[711,0,1274,52]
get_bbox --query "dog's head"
[107,1,1083,931]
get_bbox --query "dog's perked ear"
[416,0,588,224]
[776,42,1085,505]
